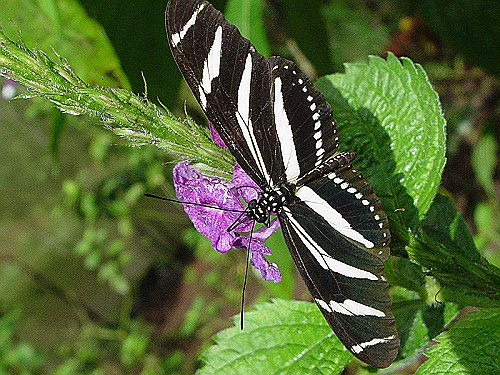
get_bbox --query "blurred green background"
[0,0,499,373]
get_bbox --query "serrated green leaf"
[415,309,500,374]
[225,0,270,57]
[197,300,351,375]
[409,193,500,307]
[317,54,447,252]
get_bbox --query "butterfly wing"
[268,57,339,184]
[166,0,280,187]
[166,0,339,188]
[278,166,399,368]
[167,0,399,368]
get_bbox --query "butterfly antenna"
[227,209,250,232]
[144,193,245,213]
[240,221,255,330]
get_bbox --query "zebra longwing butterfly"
[166,0,399,368]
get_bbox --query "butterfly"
[166,0,399,368]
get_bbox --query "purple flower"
[209,122,226,149]
[232,163,260,203]
[173,162,250,253]
[173,161,281,282]
[233,219,282,282]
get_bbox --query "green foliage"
[470,134,500,268]
[278,0,334,76]
[225,0,270,57]
[198,300,351,375]
[0,0,129,88]
[1,1,499,374]
[0,29,234,177]
[0,311,43,373]
[64,144,166,294]
[472,134,498,199]
[321,0,389,72]
[415,309,500,375]
[409,193,500,307]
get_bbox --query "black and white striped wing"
[279,167,399,368]
[166,0,339,187]
[267,57,339,185]
[167,0,277,187]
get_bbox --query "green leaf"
[415,309,500,375]
[385,257,426,295]
[0,0,129,88]
[197,300,351,375]
[225,0,270,57]
[400,306,429,359]
[473,202,500,268]
[317,54,447,252]
[471,134,497,198]
[409,193,500,307]
[120,330,150,368]
[390,285,459,361]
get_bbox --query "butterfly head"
[246,185,291,224]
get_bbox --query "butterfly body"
[246,185,291,223]
[166,0,399,368]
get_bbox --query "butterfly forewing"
[167,0,282,187]
[166,0,399,368]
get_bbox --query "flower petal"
[173,162,251,252]
[173,162,282,282]
[232,163,260,203]
[251,251,282,282]
[209,122,226,149]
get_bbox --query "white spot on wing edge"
[315,298,332,312]
[171,3,206,47]
[351,335,396,354]
[295,186,375,249]
[199,89,207,109]
[274,77,300,181]
[284,209,378,280]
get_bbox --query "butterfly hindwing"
[279,166,398,367]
